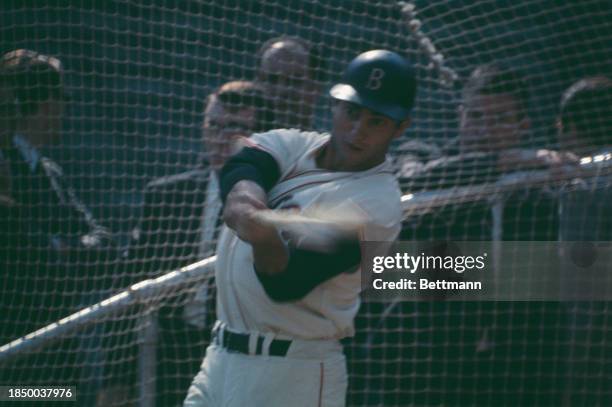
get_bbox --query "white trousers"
[183,343,347,407]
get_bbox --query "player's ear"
[393,118,411,139]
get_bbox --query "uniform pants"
[184,341,347,407]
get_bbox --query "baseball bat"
[252,208,364,252]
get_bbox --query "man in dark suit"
[129,80,272,278]
[123,80,272,406]
[0,49,112,340]
[0,50,115,399]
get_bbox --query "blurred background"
[1,0,610,244]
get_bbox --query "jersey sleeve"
[219,147,281,203]
[246,129,320,177]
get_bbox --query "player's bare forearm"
[223,180,268,238]
[223,180,289,274]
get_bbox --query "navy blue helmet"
[330,50,417,121]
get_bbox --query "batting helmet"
[330,50,417,121]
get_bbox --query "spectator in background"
[0,49,112,337]
[557,76,612,406]
[122,80,273,407]
[458,63,531,154]
[402,63,557,241]
[0,49,115,401]
[403,63,570,192]
[557,76,612,159]
[129,80,273,277]
[256,36,325,130]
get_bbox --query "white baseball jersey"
[215,129,403,340]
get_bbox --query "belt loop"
[248,332,258,355]
[261,333,275,357]
[218,322,225,347]
[212,321,221,345]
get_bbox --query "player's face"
[459,93,528,153]
[203,98,256,171]
[327,101,409,171]
[257,42,318,127]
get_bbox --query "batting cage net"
[1,1,611,406]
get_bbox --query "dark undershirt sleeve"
[254,234,362,302]
[219,147,281,204]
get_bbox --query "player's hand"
[222,180,276,244]
[223,181,290,274]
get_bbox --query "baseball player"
[183,50,417,407]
